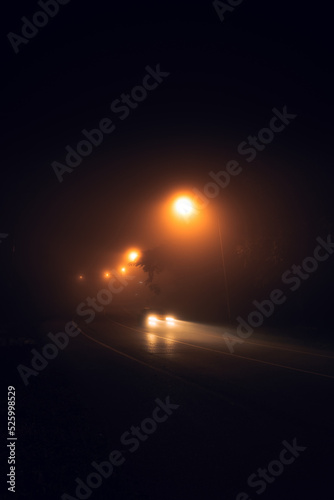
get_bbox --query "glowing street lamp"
[121,267,126,274]
[174,196,194,217]
[127,250,140,262]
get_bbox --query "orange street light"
[174,196,195,217]
[127,249,140,262]
[121,267,126,273]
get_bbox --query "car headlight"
[165,316,175,325]
[147,315,157,326]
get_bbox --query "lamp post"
[173,195,231,322]
[217,213,231,322]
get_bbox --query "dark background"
[1,0,333,335]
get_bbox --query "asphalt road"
[6,315,334,500]
[66,315,334,500]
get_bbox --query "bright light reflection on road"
[144,332,176,355]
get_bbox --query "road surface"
[7,315,334,499]
[64,314,334,500]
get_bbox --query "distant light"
[174,197,194,217]
[148,315,157,326]
[128,251,139,262]
[104,272,110,278]
[79,275,83,280]
[121,267,126,273]
[166,316,175,326]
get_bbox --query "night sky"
[1,0,333,323]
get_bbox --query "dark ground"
[1,313,333,500]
